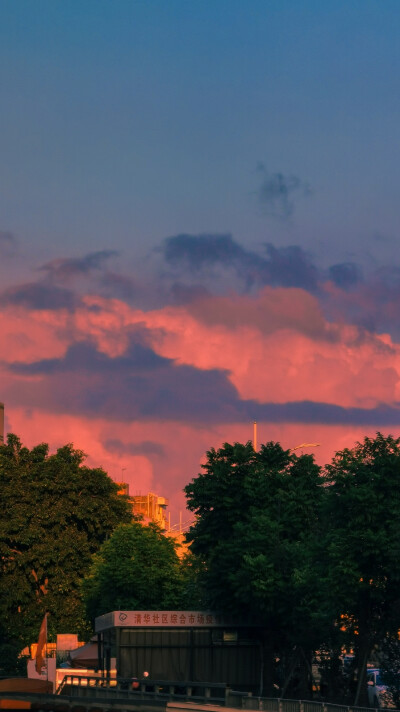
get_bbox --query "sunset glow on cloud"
[3,243,400,522]
[2,1,400,522]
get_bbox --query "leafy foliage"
[184,434,400,701]
[0,624,28,676]
[379,635,400,708]
[185,441,323,695]
[82,522,187,620]
[4,427,400,702]
[0,433,131,645]
[320,433,400,704]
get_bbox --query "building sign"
[95,610,256,632]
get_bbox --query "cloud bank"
[2,234,400,519]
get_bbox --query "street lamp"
[252,422,320,453]
[289,443,320,452]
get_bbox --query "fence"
[228,696,386,712]
[1,689,398,712]
[58,674,231,704]
[55,675,400,712]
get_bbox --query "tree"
[82,521,187,621]
[0,624,28,676]
[321,433,400,705]
[0,433,131,646]
[379,635,400,709]
[184,441,323,696]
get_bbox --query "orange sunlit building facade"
[117,483,189,557]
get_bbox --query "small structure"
[95,610,262,692]
[117,485,169,530]
[26,633,92,692]
[68,639,99,669]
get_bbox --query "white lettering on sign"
[95,611,236,632]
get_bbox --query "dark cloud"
[10,339,166,375]
[250,401,400,426]
[0,282,78,310]
[328,262,363,289]
[6,335,400,427]
[6,337,241,422]
[255,163,312,219]
[262,243,318,290]
[159,234,318,292]
[0,231,18,257]
[39,250,118,283]
[159,235,400,336]
[321,263,400,337]
[161,233,245,272]
[104,438,165,457]
[160,233,266,291]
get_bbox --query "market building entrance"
[95,611,261,692]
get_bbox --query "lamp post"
[252,422,320,453]
[289,443,320,452]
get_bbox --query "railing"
[227,697,392,712]
[58,674,230,704]
[54,676,400,712]
[1,686,400,712]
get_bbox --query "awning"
[68,639,98,669]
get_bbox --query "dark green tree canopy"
[185,440,323,695]
[320,433,400,704]
[82,521,186,621]
[323,432,400,618]
[184,434,400,702]
[185,441,321,618]
[0,433,131,644]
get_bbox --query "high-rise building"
[0,402,4,443]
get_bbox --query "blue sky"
[2,0,400,269]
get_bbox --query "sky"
[2,0,400,522]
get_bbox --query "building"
[131,492,169,530]
[117,485,169,530]
[95,610,262,692]
[0,402,4,443]
[165,530,189,558]
[117,484,191,557]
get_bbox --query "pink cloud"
[5,406,395,523]
[126,295,400,410]
[3,289,400,414]
[0,307,68,362]
[2,283,400,527]
[185,287,327,336]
